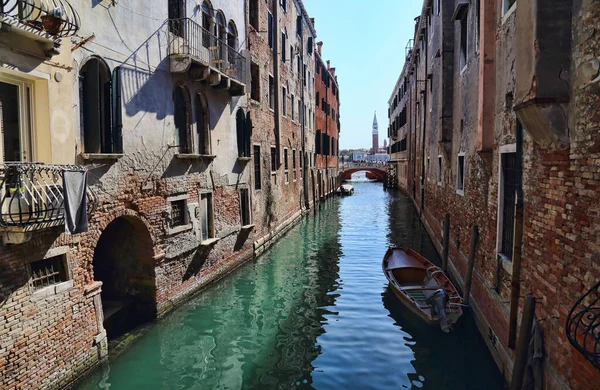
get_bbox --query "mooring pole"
[463,225,479,304]
[509,295,536,390]
[441,213,450,272]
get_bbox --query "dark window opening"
[459,12,468,70]
[500,152,518,260]
[270,146,277,172]
[457,155,465,191]
[281,31,286,62]
[292,149,297,180]
[168,0,185,37]
[29,255,68,291]
[254,145,261,190]
[173,85,192,154]
[236,109,252,158]
[268,12,274,48]
[170,199,187,227]
[195,93,210,155]
[249,0,259,30]
[80,58,122,154]
[269,75,275,110]
[240,188,251,226]
[315,130,321,154]
[200,193,214,240]
[284,148,289,183]
[251,62,260,101]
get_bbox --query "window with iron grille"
[171,199,187,227]
[500,152,518,260]
[254,145,261,190]
[29,255,68,291]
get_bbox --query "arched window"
[201,1,214,47]
[216,11,226,42]
[236,109,252,158]
[79,57,122,154]
[173,85,192,154]
[195,93,210,155]
[227,21,237,49]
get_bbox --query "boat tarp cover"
[385,249,427,270]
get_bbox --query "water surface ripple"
[77,181,503,390]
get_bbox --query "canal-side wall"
[389,0,600,389]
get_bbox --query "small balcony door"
[0,77,33,162]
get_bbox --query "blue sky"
[303,0,423,150]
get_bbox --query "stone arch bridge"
[339,162,386,181]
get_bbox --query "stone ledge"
[80,153,123,161]
[200,237,220,247]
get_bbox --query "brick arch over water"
[339,168,386,181]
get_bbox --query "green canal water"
[77,180,503,389]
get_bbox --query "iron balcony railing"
[0,0,80,37]
[0,163,97,228]
[566,280,600,371]
[167,18,246,84]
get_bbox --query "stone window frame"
[282,85,287,117]
[268,73,275,111]
[253,143,262,191]
[456,152,466,196]
[495,143,517,275]
[459,8,469,74]
[166,194,193,235]
[199,190,217,245]
[283,147,289,184]
[28,246,73,301]
[239,187,252,228]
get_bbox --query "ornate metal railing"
[167,18,246,84]
[566,280,600,370]
[0,163,96,228]
[0,0,80,37]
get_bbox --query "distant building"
[350,151,366,161]
[371,111,379,154]
[367,153,389,163]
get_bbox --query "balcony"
[0,0,80,56]
[0,163,97,243]
[566,280,600,371]
[167,18,246,96]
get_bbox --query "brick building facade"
[314,42,340,198]
[0,0,339,388]
[388,0,600,388]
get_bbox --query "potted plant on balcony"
[41,8,63,36]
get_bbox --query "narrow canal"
[77,179,503,390]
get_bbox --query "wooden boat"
[337,184,354,195]
[382,247,463,332]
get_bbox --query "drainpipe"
[508,119,524,349]
[412,67,418,199]
[419,22,428,218]
[273,2,281,167]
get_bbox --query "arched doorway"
[93,216,157,339]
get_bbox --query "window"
[499,151,518,260]
[240,188,251,226]
[281,31,286,63]
[201,1,213,47]
[268,12,274,48]
[459,11,468,71]
[316,91,320,107]
[80,58,122,154]
[298,101,302,125]
[282,86,287,116]
[200,193,214,241]
[438,156,443,185]
[168,0,185,37]
[280,0,287,12]
[227,21,238,50]
[236,109,251,158]
[268,75,274,110]
[316,130,321,154]
[303,64,307,86]
[173,85,192,153]
[170,199,187,227]
[29,255,68,291]
[1,78,32,162]
[249,0,259,30]
[292,149,297,181]
[251,61,260,101]
[437,0,440,15]
[456,154,465,194]
[271,146,277,172]
[475,0,480,54]
[503,0,516,15]
[296,15,302,37]
[254,145,261,190]
[427,157,430,180]
[291,94,295,120]
[284,148,289,183]
[307,36,313,55]
[195,93,210,154]
[332,109,336,120]
[297,56,301,75]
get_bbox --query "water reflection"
[77,183,502,390]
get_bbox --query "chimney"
[329,67,336,77]
[326,60,330,70]
[317,41,323,55]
